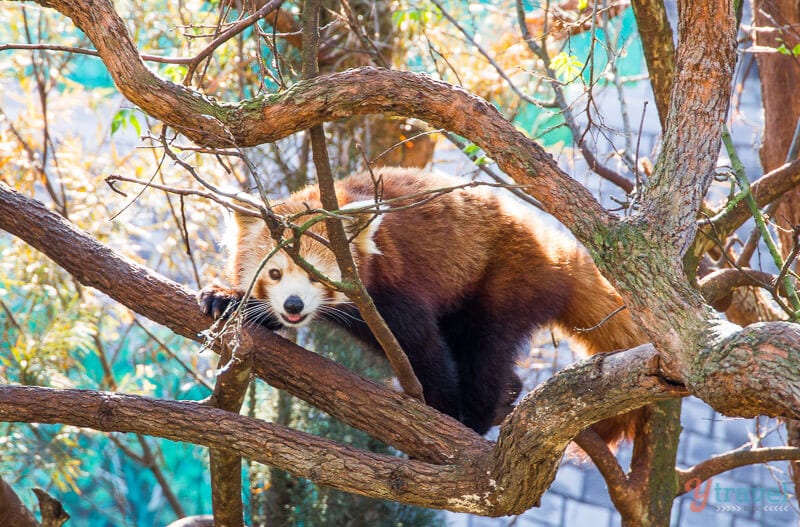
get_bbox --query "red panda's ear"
[231,208,263,228]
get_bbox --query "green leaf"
[578,0,589,10]
[777,43,791,55]
[391,10,407,26]
[551,52,584,81]
[128,113,142,137]
[462,143,480,156]
[793,43,800,57]
[110,110,126,135]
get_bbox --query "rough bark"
[753,1,800,503]
[0,477,39,527]
[0,352,682,515]
[754,0,800,256]
[0,385,480,512]
[207,348,252,527]
[631,0,675,129]
[490,346,686,515]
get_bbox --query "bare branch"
[630,0,675,129]
[694,158,800,259]
[573,429,629,490]
[431,0,557,110]
[0,385,482,512]
[0,345,686,516]
[676,447,800,495]
[515,0,634,193]
[206,343,252,527]
[0,42,194,64]
[183,0,285,85]
[698,268,786,308]
[491,344,687,514]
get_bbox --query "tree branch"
[0,385,482,512]
[676,447,800,495]
[693,158,800,259]
[630,0,674,130]
[206,345,252,527]
[698,267,787,309]
[31,0,614,246]
[0,42,193,64]
[490,344,686,515]
[515,0,634,193]
[301,0,424,401]
[640,1,737,252]
[183,0,285,85]
[691,321,800,419]
[0,180,483,464]
[0,344,685,516]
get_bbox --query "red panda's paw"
[492,373,524,426]
[197,283,243,320]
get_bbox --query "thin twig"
[183,0,285,85]
[514,0,633,193]
[105,174,261,218]
[430,0,556,109]
[0,42,195,64]
[301,0,424,401]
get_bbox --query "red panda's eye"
[309,276,319,283]
[268,269,282,280]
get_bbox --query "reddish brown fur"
[205,167,647,441]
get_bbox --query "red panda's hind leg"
[440,307,527,435]
[361,288,462,423]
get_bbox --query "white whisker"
[317,304,364,326]
[241,300,277,328]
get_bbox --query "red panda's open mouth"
[282,313,308,325]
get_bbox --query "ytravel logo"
[684,477,791,512]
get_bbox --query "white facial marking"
[261,252,345,327]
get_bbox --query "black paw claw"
[197,285,242,320]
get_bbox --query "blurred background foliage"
[0,0,644,525]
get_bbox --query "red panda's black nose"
[284,295,304,314]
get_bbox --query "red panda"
[199,167,646,440]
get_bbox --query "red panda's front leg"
[197,283,284,330]
[198,283,243,319]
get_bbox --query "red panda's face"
[253,249,347,327]
[229,198,383,328]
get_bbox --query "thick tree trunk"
[754,0,800,257]
[753,0,800,505]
